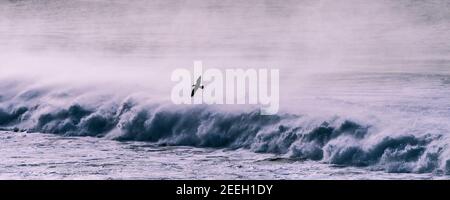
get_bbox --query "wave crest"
[0,84,449,174]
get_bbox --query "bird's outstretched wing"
[191,88,196,97]
[196,76,202,85]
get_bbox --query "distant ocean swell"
[0,81,448,175]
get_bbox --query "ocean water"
[1,0,450,179]
[0,131,445,180]
[1,71,450,179]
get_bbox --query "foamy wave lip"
[0,80,449,175]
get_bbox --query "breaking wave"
[0,80,449,175]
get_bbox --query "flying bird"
[191,76,204,97]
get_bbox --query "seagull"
[191,76,204,97]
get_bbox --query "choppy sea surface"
[1,70,450,180]
[1,131,446,180]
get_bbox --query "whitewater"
[1,0,450,179]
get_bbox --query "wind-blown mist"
[1,0,450,176]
